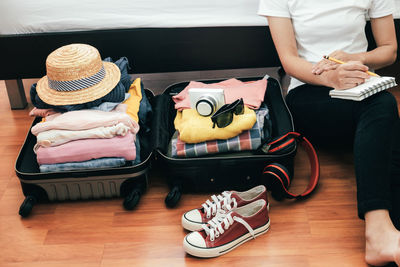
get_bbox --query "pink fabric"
[172,78,267,110]
[36,132,136,165]
[29,108,57,117]
[31,108,139,136]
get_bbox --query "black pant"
[285,84,400,224]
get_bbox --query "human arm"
[312,15,397,74]
[267,16,369,89]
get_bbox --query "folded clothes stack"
[168,78,272,157]
[29,43,152,172]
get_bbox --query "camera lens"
[196,95,217,116]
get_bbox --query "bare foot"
[365,220,400,266]
[395,240,400,266]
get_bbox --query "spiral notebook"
[329,76,397,101]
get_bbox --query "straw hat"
[36,43,121,106]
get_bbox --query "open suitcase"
[152,76,301,207]
[15,89,155,217]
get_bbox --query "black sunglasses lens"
[211,98,244,128]
[234,99,244,115]
[215,112,233,128]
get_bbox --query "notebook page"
[330,76,395,97]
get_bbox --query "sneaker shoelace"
[202,211,255,242]
[201,191,238,219]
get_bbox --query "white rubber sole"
[183,219,270,258]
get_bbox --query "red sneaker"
[181,185,268,231]
[183,199,270,258]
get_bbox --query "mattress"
[1,0,399,36]
[0,0,266,35]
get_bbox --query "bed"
[1,0,400,109]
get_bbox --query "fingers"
[339,66,370,81]
[337,81,364,90]
[340,61,369,72]
[312,59,338,75]
[343,77,366,86]
[336,70,369,89]
[312,51,366,76]
[341,82,363,89]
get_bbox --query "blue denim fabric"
[31,57,132,112]
[138,81,153,135]
[104,57,132,93]
[90,93,130,112]
[39,157,126,173]
[132,82,153,165]
[132,135,141,164]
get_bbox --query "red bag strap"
[263,132,320,199]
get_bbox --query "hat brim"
[36,62,121,106]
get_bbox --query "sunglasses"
[211,98,244,128]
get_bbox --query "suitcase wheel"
[165,185,182,208]
[19,195,37,218]
[123,187,142,210]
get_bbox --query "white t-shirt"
[258,0,395,91]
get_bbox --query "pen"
[323,55,379,77]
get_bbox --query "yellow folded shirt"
[174,106,257,143]
[123,78,142,123]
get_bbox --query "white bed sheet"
[1,0,400,35]
[0,0,266,35]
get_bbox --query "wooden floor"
[0,71,399,267]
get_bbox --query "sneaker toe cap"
[185,232,207,248]
[183,209,203,224]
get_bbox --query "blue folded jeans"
[39,157,126,172]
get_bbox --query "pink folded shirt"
[172,78,267,110]
[31,108,139,136]
[36,132,136,165]
[29,108,57,117]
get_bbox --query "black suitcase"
[152,76,298,207]
[15,89,155,217]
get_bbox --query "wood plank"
[0,76,399,266]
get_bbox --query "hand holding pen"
[323,55,379,77]
[312,51,379,77]
[311,54,373,89]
